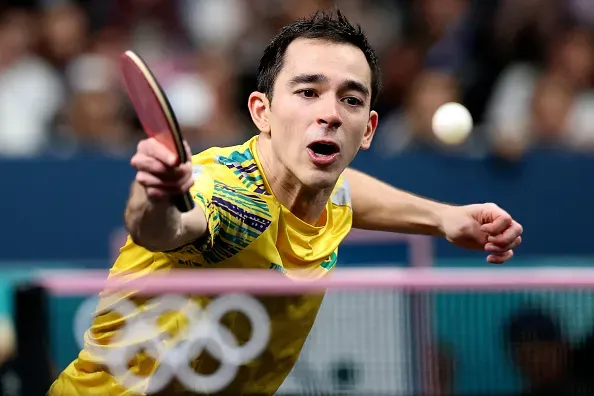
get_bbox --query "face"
[554,28,594,88]
[249,38,378,190]
[43,4,87,62]
[409,71,458,136]
[531,75,572,137]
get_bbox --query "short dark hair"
[257,8,382,109]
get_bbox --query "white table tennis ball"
[432,102,473,145]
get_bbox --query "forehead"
[278,38,372,86]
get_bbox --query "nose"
[316,98,342,129]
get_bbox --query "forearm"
[124,182,205,251]
[344,168,450,237]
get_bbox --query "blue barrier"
[3,149,594,262]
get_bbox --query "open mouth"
[307,141,340,157]
[306,140,340,166]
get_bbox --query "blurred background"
[2,0,594,395]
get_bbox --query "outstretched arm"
[343,167,449,236]
[343,167,523,264]
[125,139,207,252]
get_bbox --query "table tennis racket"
[120,50,194,213]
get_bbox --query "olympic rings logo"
[74,294,270,394]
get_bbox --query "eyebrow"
[288,73,370,98]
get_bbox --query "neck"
[256,135,334,225]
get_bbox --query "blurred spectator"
[570,326,594,394]
[165,49,250,152]
[59,60,132,155]
[491,0,569,65]
[0,8,65,157]
[486,24,594,159]
[374,69,483,156]
[502,306,592,396]
[427,341,455,396]
[39,2,88,71]
[484,63,537,160]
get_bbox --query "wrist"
[125,183,181,248]
[431,201,453,238]
[391,199,451,237]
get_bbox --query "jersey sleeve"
[163,162,221,262]
[164,145,274,266]
[188,163,221,252]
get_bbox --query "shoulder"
[189,136,274,218]
[327,174,352,235]
[190,141,249,179]
[190,139,255,167]
[189,136,267,193]
[331,174,352,208]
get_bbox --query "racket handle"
[173,192,195,213]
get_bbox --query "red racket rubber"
[120,50,194,213]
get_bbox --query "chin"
[299,168,341,190]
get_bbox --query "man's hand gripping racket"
[120,50,195,212]
[131,139,194,206]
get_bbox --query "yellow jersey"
[49,135,353,395]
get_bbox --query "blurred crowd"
[0,0,594,160]
[429,305,594,396]
[502,306,594,396]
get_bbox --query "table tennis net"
[12,267,594,396]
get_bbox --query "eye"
[296,89,317,98]
[343,97,363,106]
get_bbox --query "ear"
[248,92,271,134]
[359,110,379,150]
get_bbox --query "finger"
[145,178,193,201]
[136,172,190,190]
[485,236,522,253]
[137,139,178,167]
[183,140,192,160]
[178,161,193,178]
[486,250,513,264]
[131,153,169,174]
[487,221,523,246]
[181,177,195,193]
[172,166,194,193]
[132,156,192,183]
[143,185,191,201]
[146,187,169,200]
[481,214,512,235]
[159,161,193,182]
[157,161,193,185]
